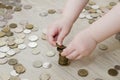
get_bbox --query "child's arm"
[62,0,89,24]
[47,0,89,46]
[61,3,120,60]
[88,3,120,43]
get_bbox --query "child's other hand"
[61,29,97,60]
[47,17,73,46]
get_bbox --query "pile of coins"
[8,58,26,79]
[79,0,117,24]
[56,43,70,66]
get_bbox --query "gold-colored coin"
[48,9,56,14]
[41,34,47,40]
[88,1,96,5]
[14,7,22,12]
[5,31,14,37]
[9,23,17,28]
[84,6,92,10]
[25,24,34,29]
[109,2,117,6]
[88,19,95,24]
[5,6,13,9]
[98,44,108,50]
[108,68,118,76]
[2,26,10,33]
[8,58,18,65]
[88,9,96,13]
[13,64,26,74]
[9,43,18,49]
[0,31,6,38]
[78,69,88,77]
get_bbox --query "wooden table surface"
[0,0,120,80]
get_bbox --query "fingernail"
[57,41,61,45]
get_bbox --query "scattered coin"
[25,24,34,29]
[32,48,41,55]
[14,6,22,12]
[7,41,15,46]
[32,26,39,32]
[39,73,51,80]
[39,10,48,17]
[9,43,18,49]
[43,62,52,69]
[6,49,16,56]
[14,26,24,33]
[108,68,118,76]
[15,38,24,44]
[42,28,47,34]
[18,44,27,50]
[13,48,21,54]
[8,58,18,65]
[9,76,21,80]
[5,31,14,37]
[0,52,6,59]
[79,13,86,19]
[10,70,19,77]
[46,51,56,57]
[98,44,108,50]
[17,33,26,39]
[109,2,117,6]
[114,65,120,70]
[78,69,88,77]
[86,14,93,20]
[23,4,32,10]
[0,58,8,65]
[7,36,15,42]
[0,40,6,47]
[0,21,7,28]
[28,35,38,42]
[9,23,17,28]
[91,5,100,9]
[0,46,10,53]
[48,9,56,14]
[0,31,6,38]
[33,60,42,68]
[89,19,95,24]
[95,78,103,80]
[23,29,31,34]
[13,64,26,74]
[28,42,38,48]
[2,26,10,33]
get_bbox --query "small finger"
[66,51,79,60]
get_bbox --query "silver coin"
[0,52,6,59]
[0,46,10,53]
[42,62,52,69]
[28,35,38,42]
[0,58,8,65]
[23,4,32,10]
[33,60,42,68]
[39,73,51,80]
[10,70,19,77]
[32,48,40,55]
[28,42,38,48]
[18,44,27,50]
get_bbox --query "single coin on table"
[43,62,52,69]
[41,34,47,40]
[15,38,24,44]
[0,52,6,59]
[18,44,27,50]
[108,68,118,76]
[28,42,38,48]
[17,33,26,39]
[23,4,32,10]
[0,58,8,65]
[25,24,34,29]
[6,49,16,56]
[46,51,56,57]
[10,70,19,77]
[39,73,51,80]
[32,60,42,68]
[48,9,56,14]
[0,46,10,53]
[114,65,120,70]
[39,10,48,17]
[78,69,88,77]
[14,26,24,33]
[8,58,18,65]
[9,76,21,80]
[23,29,31,34]
[28,35,38,41]
[9,23,17,28]
[98,44,108,50]
[13,64,26,74]
[32,48,41,55]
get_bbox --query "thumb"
[57,30,67,45]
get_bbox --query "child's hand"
[61,29,97,60]
[47,17,73,46]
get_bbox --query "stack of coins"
[56,43,70,66]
